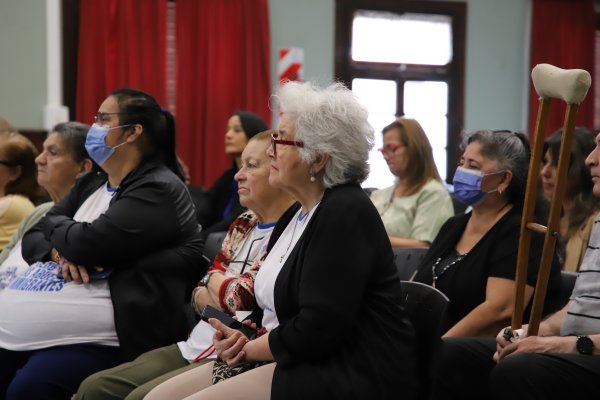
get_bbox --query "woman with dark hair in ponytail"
[196,111,269,238]
[0,88,204,400]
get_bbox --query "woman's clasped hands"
[209,318,257,366]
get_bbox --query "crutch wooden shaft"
[511,63,591,334]
[511,98,550,330]
[526,222,548,234]
[527,103,579,336]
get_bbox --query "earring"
[309,172,316,182]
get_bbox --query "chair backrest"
[400,280,449,400]
[394,247,429,281]
[558,270,578,308]
[203,231,228,262]
[450,192,468,215]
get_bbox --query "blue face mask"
[85,123,130,166]
[452,166,504,206]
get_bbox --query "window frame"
[335,0,467,182]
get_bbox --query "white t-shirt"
[177,222,276,362]
[256,204,318,331]
[0,240,28,290]
[0,183,118,350]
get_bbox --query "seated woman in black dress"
[413,129,562,337]
[196,111,268,237]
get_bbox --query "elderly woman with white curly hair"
[143,81,419,400]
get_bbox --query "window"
[352,11,452,65]
[335,0,466,188]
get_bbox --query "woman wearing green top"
[370,118,454,248]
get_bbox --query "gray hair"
[463,129,530,208]
[51,121,91,163]
[274,81,374,188]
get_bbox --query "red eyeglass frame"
[377,143,404,157]
[271,133,304,158]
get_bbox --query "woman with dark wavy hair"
[540,126,600,271]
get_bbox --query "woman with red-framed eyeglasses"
[144,81,420,400]
[370,118,454,248]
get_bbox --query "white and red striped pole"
[278,48,304,84]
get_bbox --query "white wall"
[462,0,531,132]
[0,0,47,129]
[0,0,532,133]
[268,0,532,132]
[268,0,335,123]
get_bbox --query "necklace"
[280,216,300,263]
[278,205,317,263]
[431,252,468,288]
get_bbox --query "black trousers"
[432,337,600,400]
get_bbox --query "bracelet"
[199,273,211,287]
[191,286,205,315]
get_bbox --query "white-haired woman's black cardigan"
[22,163,205,360]
[264,183,418,400]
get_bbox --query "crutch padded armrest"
[531,63,591,104]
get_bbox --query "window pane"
[352,11,452,65]
[404,80,448,180]
[352,78,397,189]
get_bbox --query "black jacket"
[195,167,245,238]
[22,162,205,360]
[266,183,418,400]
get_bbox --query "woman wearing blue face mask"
[0,88,204,400]
[413,130,562,338]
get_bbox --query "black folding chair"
[400,280,449,400]
[394,247,429,281]
[202,231,228,263]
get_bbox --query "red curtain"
[176,0,271,186]
[528,0,595,137]
[76,0,167,125]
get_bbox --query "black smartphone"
[200,305,257,339]
[56,264,112,281]
[88,267,113,280]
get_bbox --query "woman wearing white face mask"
[413,130,563,337]
[0,88,204,400]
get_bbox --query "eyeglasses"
[93,112,131,125]
[378,143,404,158]
[271,132,304,158]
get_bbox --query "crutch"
[511,63,592,337]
